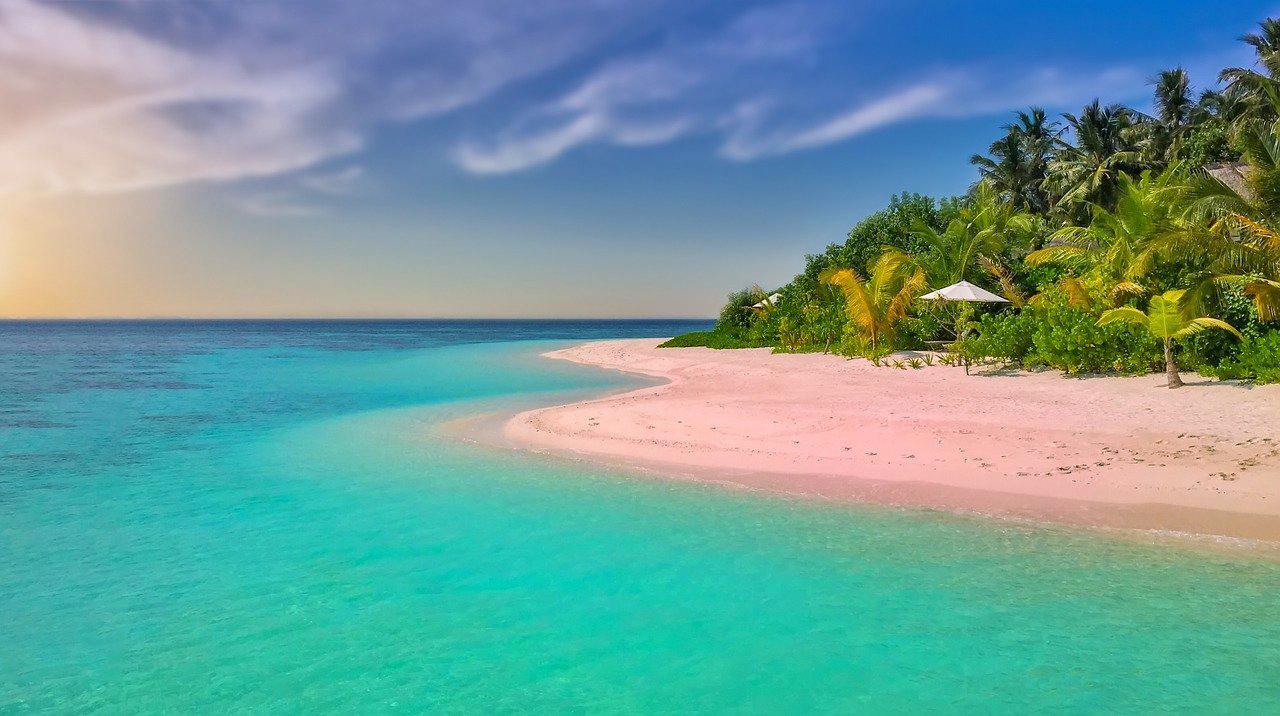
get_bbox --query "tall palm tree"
[1143,68,1195,164]
[1154,68,1193,129]
[1243,17,1280,60]
[1046,100,1152,216]
[1219,18,1280,123]
[1098,290,1242,388]
[820,251,926,353]
[970,132,1027,201]
[970,108,1059,213]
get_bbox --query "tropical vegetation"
[671,18,1280,386]
[1097,290,1242,387]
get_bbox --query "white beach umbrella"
[750,293,782,309]
[919,280,1009,303]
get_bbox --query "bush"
[1180,120,1241,168]
[747,311,779,346]
[1205,330,1280,383]
[899,310,945,349]
[954,302,1159,374]
[714,288,758,338]
[953,310,1036,362]
[1183,284,1260,370]
[659,331,761,349]
[1026,304,1160,374]
[834,192,954,272]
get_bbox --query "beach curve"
[504,338,1280,543]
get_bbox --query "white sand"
[505,339,1280,541]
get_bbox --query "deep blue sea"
[2,320,1278,712]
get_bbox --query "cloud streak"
[0,0,672,194]
[453,2,835,174]
[719,83,952,161]
[0,0,1192,193]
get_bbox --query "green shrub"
[658,331,761,349]
[746,313,778,346]
[832,192,954,275]
[953,310,1036,362]
[1183,284,1263,370]
[899,311,945,348]
[1180,120,1241,167]
[1206,331,1280,383]
[1026,304,1160,374]
[954,303,1159,374]
[714,288,758,338]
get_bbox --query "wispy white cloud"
[716,62,1160,161]
[454,114,607,176]
[448,0,1172,176]
[231,165,365,219]
[720,82,952,160]
[0,0,1226,192]
[0,0,673,194]
[0,0,354,193]
[453,2,835,174]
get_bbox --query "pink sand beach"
[505,339,1280,542]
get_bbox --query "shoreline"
[494,338,1280,547]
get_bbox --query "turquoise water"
[2,320,1278,713]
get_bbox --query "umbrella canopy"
[750,293,781,309]
[919,280,1009,303]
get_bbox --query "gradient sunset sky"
[1,0,1274,318]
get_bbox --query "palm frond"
[1025,245,1089,266]
[1097,306,1147,328]
[1244,278,1280,321]
[1174,317,1244,340]
[1061,276,1094,309]
[981,257,1026,308]
[1109,281,1147,303]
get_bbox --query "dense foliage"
[658,331,761,349]
[666,19,1280,385]
[1208,331,1280,383]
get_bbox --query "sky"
[0,0,1276,318]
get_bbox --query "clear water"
[2,320,1278,713]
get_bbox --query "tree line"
[672,19,1280,387]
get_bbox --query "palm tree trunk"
[1164,337,1183,389]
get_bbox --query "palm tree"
[910,183,1037,288]
[1098,290,1242,388]
[1027,168,1189,302]
[970,132,1028,202]
[1195,86,1251,125]
[820,251,926,354]
[1046,100,1152,216]
[1219,18,1280,123]
[1142,68,1195,164]
[1243,18,1280,61]
[1154,68,1193,129]
[970,108,1059,213]
[1183,119,1280,320]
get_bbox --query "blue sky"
[0,0,1275,317]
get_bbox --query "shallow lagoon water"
[2,320,1278,712]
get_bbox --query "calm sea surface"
[2,320,1278,712]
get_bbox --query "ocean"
[2,320,1278,712]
